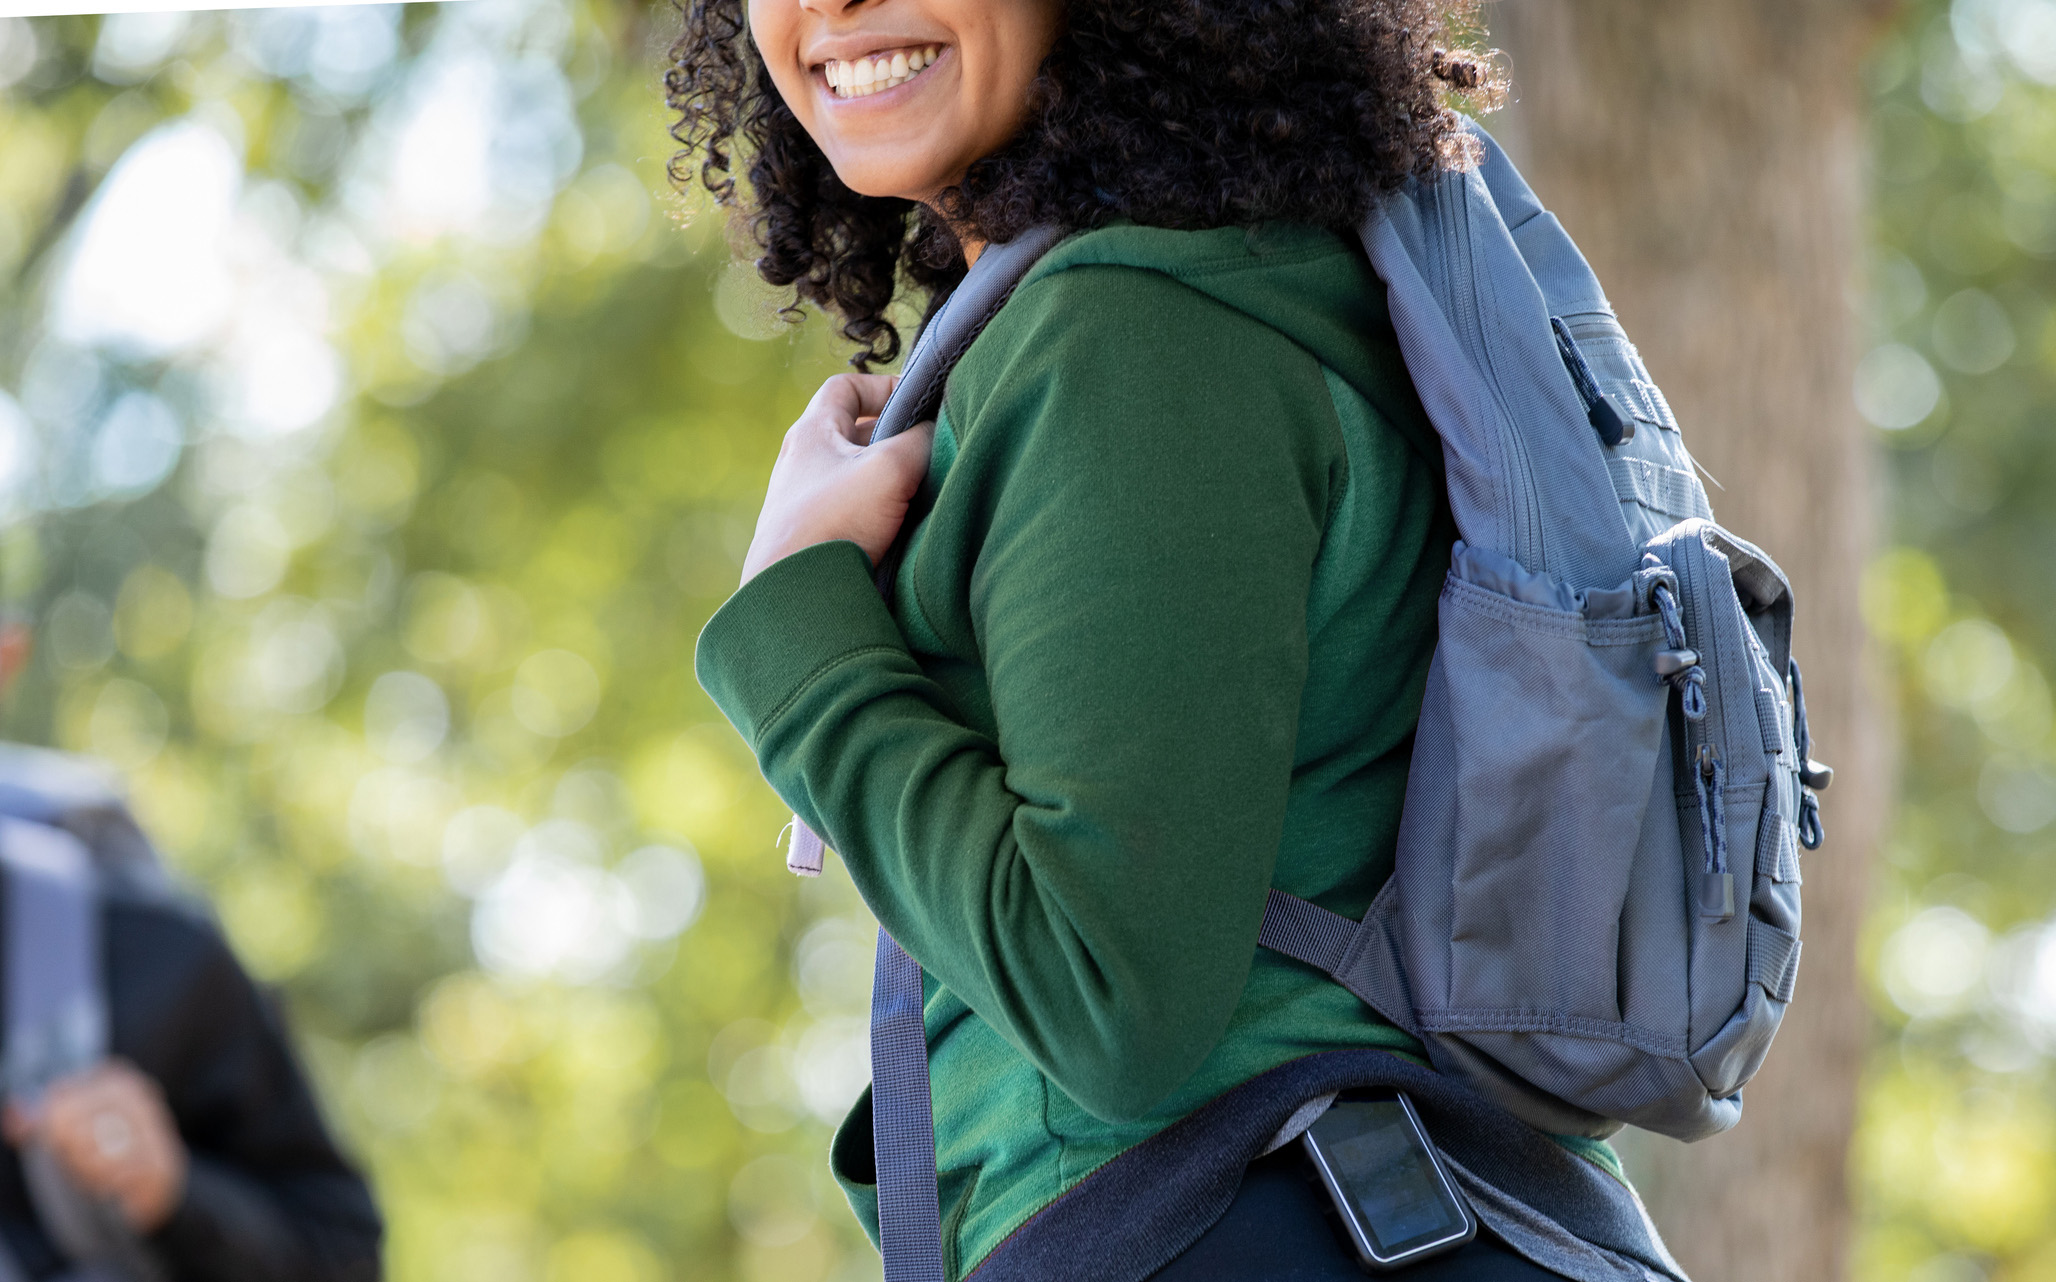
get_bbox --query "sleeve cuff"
[694,539,910,747]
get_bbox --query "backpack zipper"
[1695,743,1735,921]
[1441,190,1546,572]
[1672,539,1743,921]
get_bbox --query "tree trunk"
[1481,5,1892,1281]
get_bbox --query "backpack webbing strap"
[841,226,1067,1282]
[1256,890,1419,1037]
[1746,917,1802,1004]
[871,932,946,1282]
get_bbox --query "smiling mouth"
[823,45,943,99]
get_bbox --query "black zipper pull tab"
[1551,316,1633,447]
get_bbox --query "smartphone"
[1299,1092,1478,1272]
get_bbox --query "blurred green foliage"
[0,5,885,1281]
[1857,3,2056,1280]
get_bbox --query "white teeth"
[824,46,942,98]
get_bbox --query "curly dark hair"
[665,1,1497,368]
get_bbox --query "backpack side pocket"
[1399,547,1673,1030]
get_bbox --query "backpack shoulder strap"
[867,224,1071,448]
[0,744,179,906]
[807,227,1066,1282]
[0,818,166,1282]
[1,817,107,1099]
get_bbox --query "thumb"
[871,418,936,464]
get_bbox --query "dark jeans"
[1149,1147,1569,1281]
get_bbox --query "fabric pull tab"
[1788,658,1829,850]
[1550,316,1633,446]
[1654,648,1698,677]
[783,817,825,877]
[1652,584,1707,720]
[1698,871,1735,922]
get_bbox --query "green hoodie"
[696,222,1613,1277]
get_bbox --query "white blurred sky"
[0,0,593,518]
[2,0,459,17]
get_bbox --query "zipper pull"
[1551,316,1633,447]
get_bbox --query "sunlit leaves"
[1861,2,2056,1277]
[1859,1066,2056,1255]
[1,5,882,1281]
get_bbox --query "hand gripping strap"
[777,227,1070,885]
[1257,890,1420,1036]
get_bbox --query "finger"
[793,391,880,451]
[105,1163,149,1203]
[817,404,875,447]
[815,380,898,444]
[813,372,898,423]
[39,1083,88,1140]
[45,1074,120,1129]
[41,1094,100,1162]
[46,1129,111,1190]
[65,1123,138,1195]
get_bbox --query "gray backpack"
[0,745,173,1282]
[810,121,1829,1280]
[1252,124,1825,1142]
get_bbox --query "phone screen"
[1304,1099,1471,1259]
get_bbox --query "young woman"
[671,2,1660,1278]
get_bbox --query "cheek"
[964,8,1059,142]
[746,1,809,118]
[744,0,789,47]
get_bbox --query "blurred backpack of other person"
[0,742,382,1282]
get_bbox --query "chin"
[831,156,948,204]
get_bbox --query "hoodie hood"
[1013,220,1440,467]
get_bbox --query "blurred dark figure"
[0,744,381,1281]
